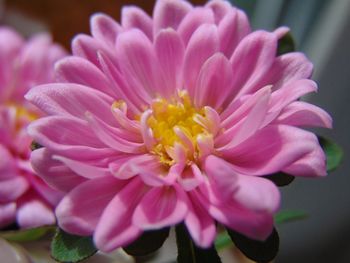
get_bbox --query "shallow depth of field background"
[1,0,349,262]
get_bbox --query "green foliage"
[0,226,54,242]
[51,228,97,263]
[318,136,343,172]
[275,210,308,225]
[215,231,232,250]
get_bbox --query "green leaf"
[227,227,279,263]
[275,210,308,225]
[51,228,97,263]
[263,172,295,186]
[318,136,343,172]
[215,231,232,250]
[277,32,296,55]
[123,228,169,257]
[0,226,54,242]
[176,224,222,263]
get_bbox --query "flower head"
[27,0,332,251]
[0,27,66,228]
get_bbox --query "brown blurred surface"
[5,0,206,48]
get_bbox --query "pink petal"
[283,145,327,177]
[90,13,121,46]
[122,6,153,40]
[72,34,115,69]
[55,56,115,97]
[228,31,277,101]
[273,26,290,39]
[273,101,332,128]
[110,154,158,180]
[86,113,145,154]
[56,176,125,236]
[28,116,117,160]
[155,28,185,96]
[133,185,188,229]
[153,0,192,34]
[177,7,215,45]
[116,29,165,98]
[218,8,250,58]
[206,0,233,23]
[25,83,115,125]
[185,190,216,248]
[19,34,65,80]
[209,199,275,241]
[251,52,313,93]
[94,178,147,252]
[220,125,322,176]
[177,164,204,191]
[183,24,219,98]
[28,116,104,149]
[217,86,271,148]
[17,192,56,228]
[269,79,318,114]
[0,176,29,203]
[194,53,234,109]
[233,175,280,213]
[112,154,178,187]
[17,34,63,98]
[0,203,16,228]
[26,173,63,206]
[31,148,87,192]
[0,27,23,101]
[204,155,239,203]
[97,51,146,115]
[0,145,17,180]
[53,155,111,179]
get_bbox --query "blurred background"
[0,0,349,262]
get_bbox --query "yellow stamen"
[6,102,38,131]
[147,91,208,165]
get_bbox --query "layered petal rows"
[0,27,66,228]
[27,0,332,251]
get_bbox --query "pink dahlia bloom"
[27,0,332,252]
[0,27,66,229]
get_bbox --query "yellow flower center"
[6,102,38,131]
[147,91,209,165]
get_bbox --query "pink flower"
[27,0,332,252]
[0,27,66,229]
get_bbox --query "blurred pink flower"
[0,27,66,229]
[27,0,332,252]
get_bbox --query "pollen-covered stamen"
[144,91,217,165]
